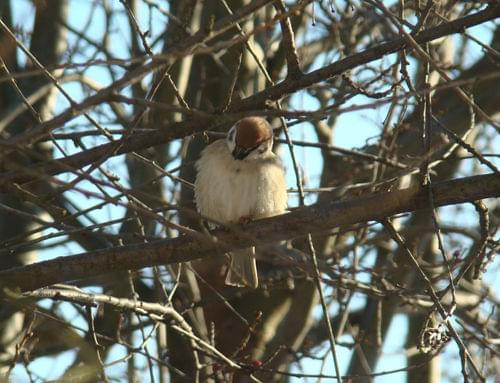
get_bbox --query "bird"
[194,117,287,288]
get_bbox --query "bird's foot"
[238,215,253,225]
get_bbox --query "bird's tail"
[225,247,258,289]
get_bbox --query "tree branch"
[0,173,498,292]
[0,5,497,190]
[229,4,500,110]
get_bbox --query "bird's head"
[226,117,274,161]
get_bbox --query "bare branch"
[0,173,498,292]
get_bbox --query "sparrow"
[194,117,287,288]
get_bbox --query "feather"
[225,247,258,289]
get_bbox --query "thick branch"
[229,4,500,110]
[0,173,498,292]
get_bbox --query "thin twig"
[382,219,485,382]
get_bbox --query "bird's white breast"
[194,139,287,224]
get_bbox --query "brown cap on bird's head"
[234,117,273,149]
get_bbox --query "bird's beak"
[232,145,251,160]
